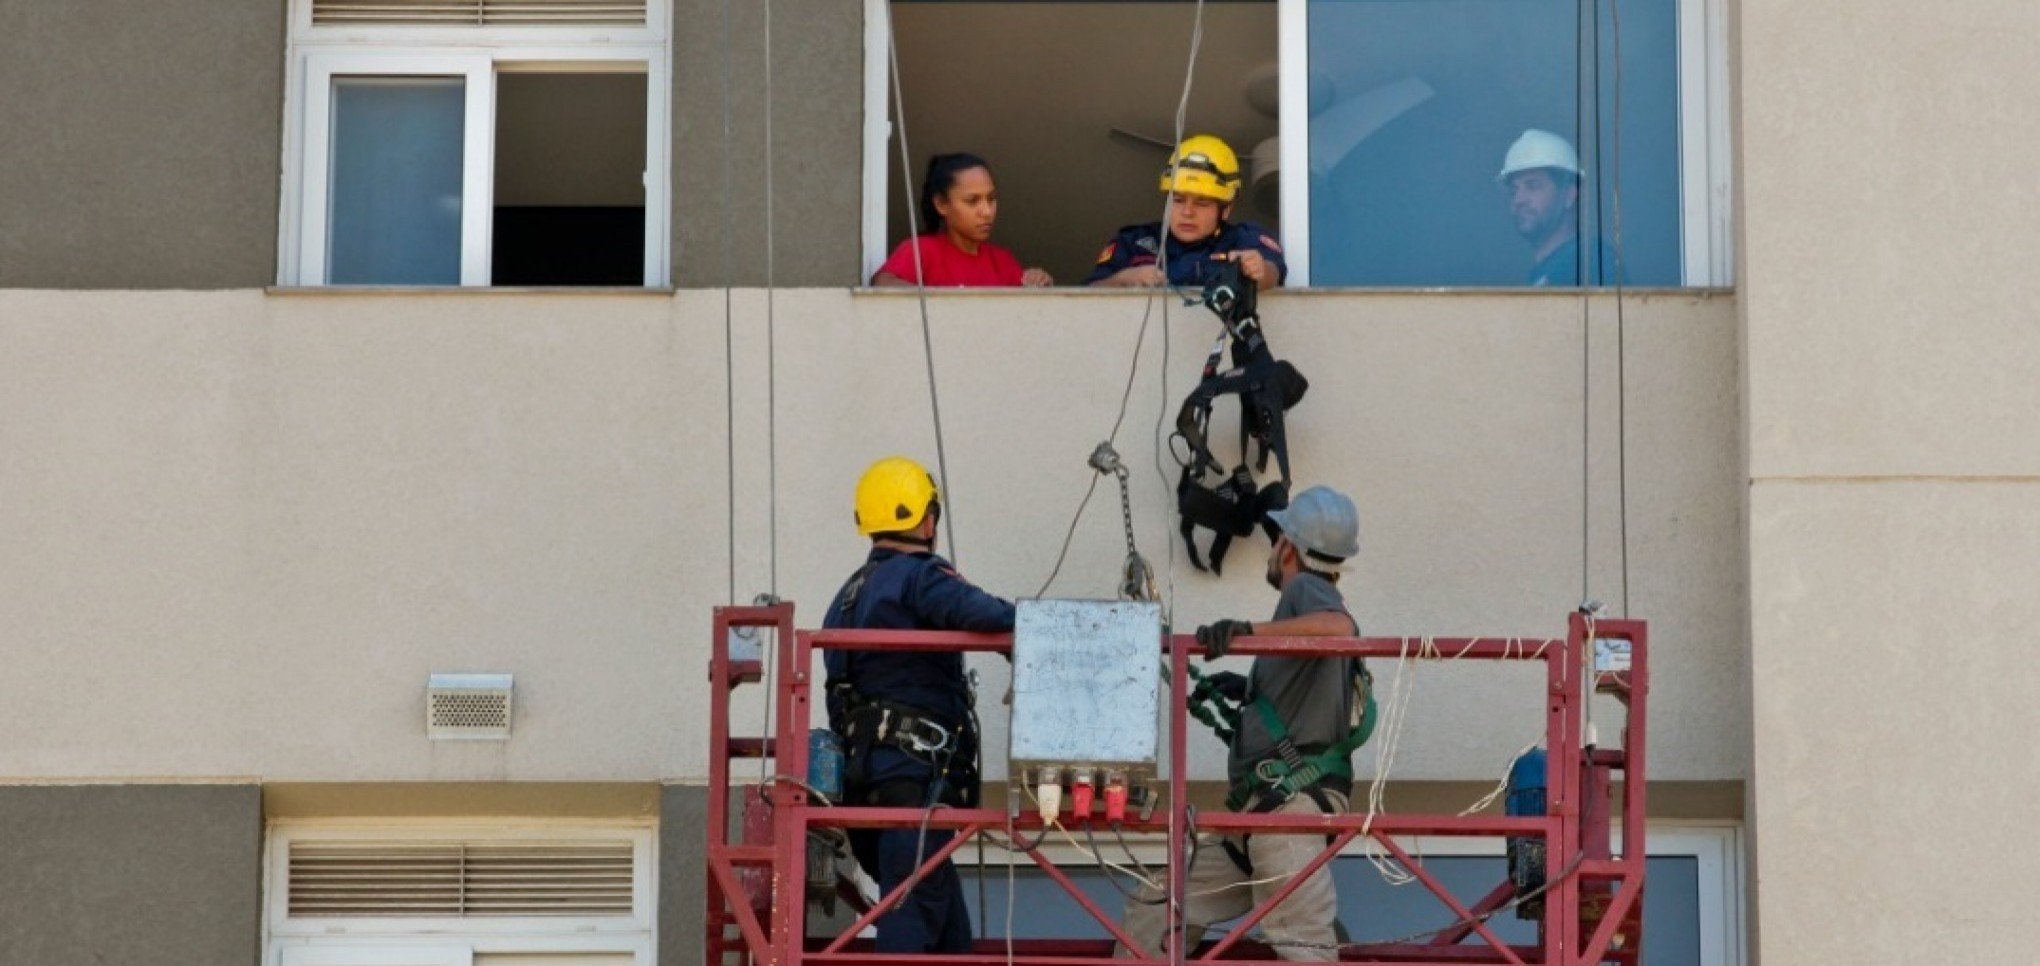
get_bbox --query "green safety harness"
[1184,661,1380,813]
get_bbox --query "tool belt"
[833,690,979,808]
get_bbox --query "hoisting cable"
[755,0,781,786]
[1150,1,1210,637]
[873,0,981,924]
[882,2,961,566]
[718,0,736,608]
[764,0,780,599]
[1605,0,1632,618]
[1575,0,1634,619]
[1576,0,1593,613]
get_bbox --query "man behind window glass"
[1497,129,1620,286]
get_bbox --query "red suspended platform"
[706,604,1648,965]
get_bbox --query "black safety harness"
[1173,262,1309,574]
[825,559,981,808]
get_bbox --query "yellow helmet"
[1160,134,1242,203]
[854,456,941,537]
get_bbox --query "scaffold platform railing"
[706,603,1647,966]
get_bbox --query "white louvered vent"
[427,673,512,740]
[312,0,648,27]
[288,841,636,917]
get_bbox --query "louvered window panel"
[312,0,648,27]
[289,841,636,917]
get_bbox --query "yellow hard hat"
[1160,135,1242,203]
[854,456,941,537]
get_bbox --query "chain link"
[1093,442,1159,602]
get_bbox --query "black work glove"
[1204,670,1250,704]
[1196,619,1256,659]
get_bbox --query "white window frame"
[987,823,1743,966]
[861,0,896,284]
[263,821,657,966]
[860,0,1730,288]
[280,0,672,287]
[280,947,471,966]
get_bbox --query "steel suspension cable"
[882,3,962,566]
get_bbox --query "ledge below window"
[266,286,677,297]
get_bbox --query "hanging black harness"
[1173,262,1309,573]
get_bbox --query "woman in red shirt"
[873,153,1053,288]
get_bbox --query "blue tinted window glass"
[1332,854,1700,965]
[329,77,466,285]
[963,853,1702,964]
[1306,0,1682,286]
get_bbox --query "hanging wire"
[1027,0,1206,607]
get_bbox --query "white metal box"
[1008,599,1162,773]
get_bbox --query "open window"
[865,0,1729,288]
[867,1,1280,287]
[282,2,669,287]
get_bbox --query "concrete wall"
[0,784,262,965]
[0,1,285,289]
[0,0,864,289]
[0,287,1744,791]
[660,784,708,966]
[1739,0,2040,961]
[672,0,864,287]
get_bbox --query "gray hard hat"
[1265,485,1360,568]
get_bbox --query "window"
[863,0,1728,288]
[864,0,1280,287]
[264,823,656,966]
[960,827,1743,966]
[1286,0,1727,287]
[281,1,670,287]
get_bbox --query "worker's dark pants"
[846,746,975,954]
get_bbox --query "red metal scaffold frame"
[707,604,1648,966]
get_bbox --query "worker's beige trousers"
[1116,791,1345,962]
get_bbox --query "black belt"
[844,701,959,758]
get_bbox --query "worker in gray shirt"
[1118,485,1372,962]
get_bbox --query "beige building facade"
[0,1,2029,964]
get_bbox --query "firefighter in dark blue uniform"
[1085,134,1287,290]
[824,456,1015,954]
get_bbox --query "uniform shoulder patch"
[1096,243,1116,265]
[1259,234,1284,254]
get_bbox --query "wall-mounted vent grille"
[427,673,512,740]
[312,0,648,27]
[287,841,635,917]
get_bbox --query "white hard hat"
[1496,129,1582,183]
[1266,485,1360,569]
